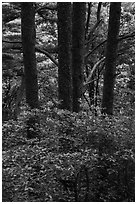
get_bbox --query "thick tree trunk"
[72,3,86,112]
[57,3,72,111]
[21,3,39,139]
[102,3,121,115]
[21,3,38,109]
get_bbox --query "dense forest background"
[2,2,135,202]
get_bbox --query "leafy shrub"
[2,105,135,201]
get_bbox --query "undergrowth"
[2,105,135,201]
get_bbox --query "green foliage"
[3,106,134,201]
[2,2,135,202]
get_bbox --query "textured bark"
[21,3,39,139]
[72,3,86,112]
[21,3,38,109]
[57,3,72,111]
[102,3,121,115]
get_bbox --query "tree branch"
[85,3,92,36]
[3,39,58,66]
[36,4,57,12]
[118,31,135,42]
[85,32,135,59]
[82,57,105,94]
[43,45,58,53]
[3,39,21,44]
[85,2,102,44]
[97,2,102,21]
[85,19,102,44]
[3,39,58,53]
[37,10,57,23]
[35,46,58,66]
[85,39,107,59]
[2,53,14,60]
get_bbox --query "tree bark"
[21,3,38,109]
[102,3,121,115]
[21,3,39,139]
[57,3,72,111]
[72,3,86,112]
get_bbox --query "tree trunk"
[21,3,38,109]
[102,3,121,115]
[14,75,25,119]
[72,3,86,112]
[21,3,39,139]
[57,3,72,111]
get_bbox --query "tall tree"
[21,2,38,109]
[102,3,121,115]
[21,3,39,139]
[72,3,86,112]
[57,3,72,111]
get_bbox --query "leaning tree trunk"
[57,3,72,111]
[72,3,86,112]
[102,3,121,115]
[21,3,39,139]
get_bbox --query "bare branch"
[85,2,102,43]
[40,44,58,53]
[85,39,106,59]
[86,19,102,43]
[3,40,58,66]
[85,32,135,59]
[118,31,135,41]
[35,46,58,66]
[82,57,105,93]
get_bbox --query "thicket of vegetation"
[2,2,135,202]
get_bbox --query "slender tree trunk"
[102,3,121,115]
[57,3,72,111]
[21,3,39,139]
[72,3,86,112]
[14,75,25,119]
[21,3,38,109]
